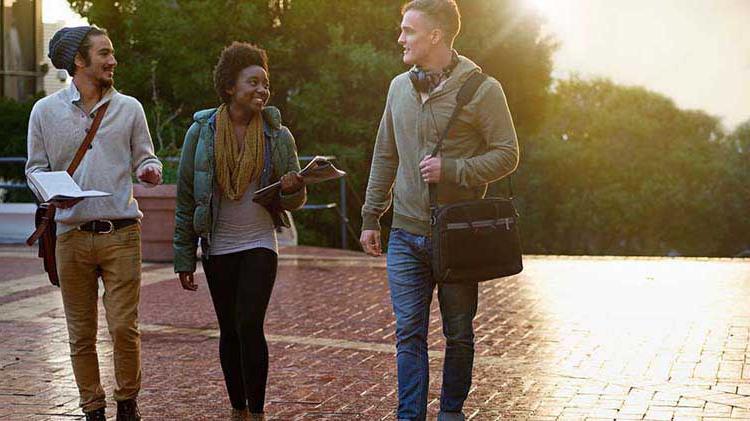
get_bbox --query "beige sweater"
[25,83,162,234]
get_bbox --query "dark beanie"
[48,26,95,75]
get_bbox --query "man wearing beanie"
[25,26,160,421]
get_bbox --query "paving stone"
[1,247,749,420]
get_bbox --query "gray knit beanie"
[48,26,95,75]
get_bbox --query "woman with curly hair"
[173,42,306,420]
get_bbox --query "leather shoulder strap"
[429,71,488,158]
[456,71,488,107]
[67,102,109,175]
[428,71,488,208]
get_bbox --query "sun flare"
[527,0,566,21]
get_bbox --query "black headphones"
[408,50,460,93]
[409,68,432,93]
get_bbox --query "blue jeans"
[387,228,478,421]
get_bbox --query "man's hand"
[137,165,162,186]
[280,171,304,194]
[178,271,198,291]
[360,230,382,256]
[49,198,83,209]
[419,156,441,183]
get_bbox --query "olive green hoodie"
[361,55,519,236]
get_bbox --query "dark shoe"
[84,407,106,421]
[116,399,141,421]
[437,411,466,421]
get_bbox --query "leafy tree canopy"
[516,78,748,256]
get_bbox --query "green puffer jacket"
[173,106,306,273]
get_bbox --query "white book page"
[28,171,111,202]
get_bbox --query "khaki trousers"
[56,223,142,412]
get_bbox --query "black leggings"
[203,247,278,413]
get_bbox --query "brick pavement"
[1,244,749,420]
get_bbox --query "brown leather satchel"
[26,103,109,286]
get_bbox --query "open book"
[28,171,111,202]
[253,156,346,206]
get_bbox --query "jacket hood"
[192,105,283,130]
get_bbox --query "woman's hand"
[178,271,198,291]
[280,171,304,194]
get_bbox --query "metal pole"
[339,176,347,248]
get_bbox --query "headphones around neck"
[408,51,460,93]
[409,68,432,93]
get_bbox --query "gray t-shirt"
[210,178,277,255]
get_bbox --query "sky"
[42,0,87,26]
[43,0,750,130]
[529,0,750,130]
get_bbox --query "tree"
[729,118,750,155]
[516,77,748,256]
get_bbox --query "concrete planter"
[133,184,176,262]
[0,203,37,244]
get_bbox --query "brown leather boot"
[248,413,266,421]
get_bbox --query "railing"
[0,155,352,249]
[298,155,349,249]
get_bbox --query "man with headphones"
[360,1,519,420]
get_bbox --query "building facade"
[1,0,44,100]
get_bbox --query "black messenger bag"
[429,71,523,284]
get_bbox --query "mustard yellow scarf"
[214,104,265,200]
